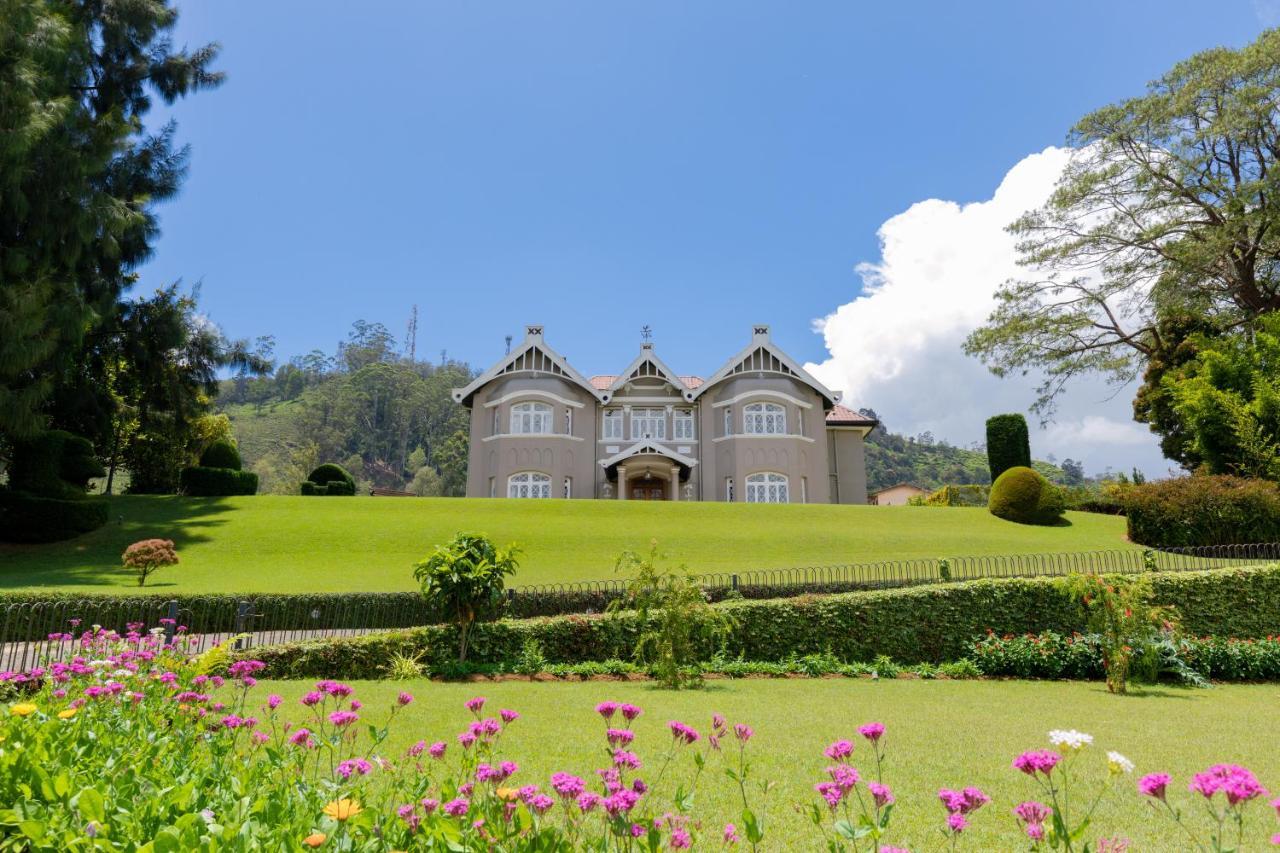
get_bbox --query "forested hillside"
[217,321,477,495]
[858,411,1072,492]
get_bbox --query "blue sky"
[145,2,1272,471]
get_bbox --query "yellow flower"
[322,799,362,821]
[302,832,327,847]
[57,708,77,720]
[10,703,37,717]
[495,787,520,802]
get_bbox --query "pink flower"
[596,701,620,719]
[606,728,635,746]
[396,691,413,706]
[420,798,439,814]
[577,792,602,813]
[621,703,642,721]
[947,813,969,833]
[828,764,860,792]
[428,741,447,759]
[551,772,585,798]
[712,713,726,730]
[1013,749,1061,776]
[464,696,486,714]
[962,787,990,812]
[824,740,854,760]
[407,740,427,758]
[500,708,519,724]
[266,694,282,710]
[336,758,373,779]
[670,827,691,848]
[349,699,362,711]
[815,781,844,809]
[858,722,885,743]
[667,721,700,744]
[300,691,323,707]
[328,710,358,727]
[443,797,470,817]
[457,732,476,749]
[603,789,639,816]
[869,782,894,807]
[723,823,740,844]
[1139,773,1171,800]
[1014,801,1052,824]
[288,728,314,747]
[733,723,753,743]
[1027,822,1046,841]
[613,749,642,770]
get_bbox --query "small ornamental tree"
[413,533,520,662]
[1066,573,1178,694]
[122,539,179,587]
[986,413,1032,481]
[608,541,735,689]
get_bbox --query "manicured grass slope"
[261,678,1280,850]
[0,495,1131,593]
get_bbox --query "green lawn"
[0,495,1133,594]
[257,678,1280,850]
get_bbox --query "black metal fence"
[2,542,1278,671]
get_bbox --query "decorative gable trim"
[452,326,602,406]
[606,344,693,400]
[597,440,699,469]
[691,325,840,407]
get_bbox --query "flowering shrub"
[0,625,1277,849]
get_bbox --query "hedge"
[301,463,356,496]
[988,466,1064,525]
[179,466,259,497]
[1123,475,1280,546]
[240,564,1280,679]
[985,413,1031,481]
[198,440,242,471]
[300,479,355,496]
[0,491,109,544]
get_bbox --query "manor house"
[452,325,876,502]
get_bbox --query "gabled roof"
[692,325,841,408]
[452,326,602,406]
[591,374,703,390]
[597,440,699,469]
[605,344,691,395]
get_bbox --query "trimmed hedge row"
[1123,475,1280,546]
[179,466,259,496]
[0,491,109,544]
[240,565,1280,679]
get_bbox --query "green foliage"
[965,30,1280,421]
[0,491,108,544]
[1065,573,1177,693]
[301,462,356,496]
[985,414,1032,481]
[178,466,259,496]
[1160,314,1280,479]
[384,651,426,680]
[413,532,520,662]
[9,431,104,499]
[988,466,1065,526]
[244,565,1280,678]
[607,542,735,689]
[410,465,443,497]
[1122,475,1280,546]
[198,439,242,471]
[922,484,989,507]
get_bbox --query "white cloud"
[805,147,1175,478]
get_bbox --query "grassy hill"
[0,496,1134,594]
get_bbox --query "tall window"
[745,472,789,503]
[564,408,573,435]
[743,402,786,435]
[602,408,623,440]
[510,401,553,434]
[631,407,666,440]
[723,408,732,436]
[508,472,551,498]
[726,477,734,502]
[563,477,572,499]
[674,408,695,440]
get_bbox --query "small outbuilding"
[868,483,930,506]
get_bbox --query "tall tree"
[0,0,221,454]
[964,30,1280,427]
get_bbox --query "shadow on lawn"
[0,496,235,590]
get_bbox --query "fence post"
[234,600,251,651]
[731,574,739,592]
[164,600,178,645]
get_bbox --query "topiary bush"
[985,413,1031,481]
[198,440,242,471]
[179,466,259,496]
[1122,475,1280,546]
[1,430,108,543]
[988,466,1065,525]
[0,491,109,543]
[301,463,356,496]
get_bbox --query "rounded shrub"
[301,463,356,496]
[1122,475,1280,546]
[180,466,259,496]
[988,465,1065,526]
[199,440,242,471]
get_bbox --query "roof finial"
[640,324,652,343]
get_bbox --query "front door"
[630,477,666,500]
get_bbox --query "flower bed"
[1,626,1278,849]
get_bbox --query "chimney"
[525,325,544,341]
[752,324,770,342]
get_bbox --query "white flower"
[1048,729,1093,753]
[1107,751,1134,774]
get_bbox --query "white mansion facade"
[451,325,877,503]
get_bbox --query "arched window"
[743,402,786,435]
[508,472,551,498]
[510,401,553,434]
[745,472,789,503]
